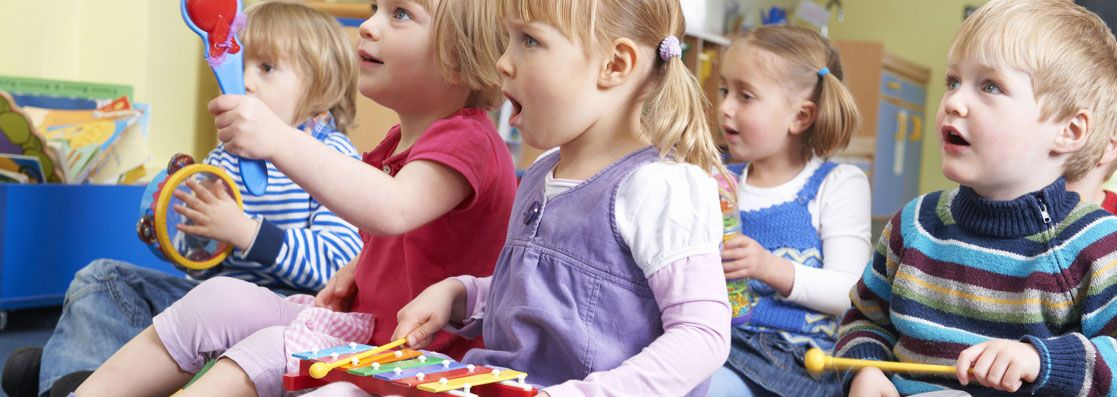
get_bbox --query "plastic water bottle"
[715,172,755,325]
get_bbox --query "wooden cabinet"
[833,41,931,219]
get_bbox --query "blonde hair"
[951,0,1117,181]
[500,0,726,175]
[427,0,507,109]
[242,1,358,133]
[728,26,860,160]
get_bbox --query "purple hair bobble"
[659,36,682,62]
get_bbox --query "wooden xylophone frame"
[283,347,539,397]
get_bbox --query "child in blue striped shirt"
[0,3,364,397]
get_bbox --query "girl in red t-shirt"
[77,2,515,396]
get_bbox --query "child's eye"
[260,63,274,73]
[717,87,728,97]
[522,34,539,48]
[369,2,377,14]
[392,8,412,21]
[980,80,1003,94]
[945,77,960,91]
[738,92,754,102]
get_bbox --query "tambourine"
[136,153,244,270]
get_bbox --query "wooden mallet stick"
[804,348,966,380]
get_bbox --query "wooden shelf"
[306,1,370,19]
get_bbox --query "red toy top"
[185,0,241,59]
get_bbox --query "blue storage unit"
[0,184,178,311]
[833,41,932,220]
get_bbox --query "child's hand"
[955,339,1040,392]
[849,367,900,397]
[722,234,778,280]
[208,94,292,160]
[174,179,257,251]
[314,261,357,313]
[391,279,466,349]
[316,259,359,312]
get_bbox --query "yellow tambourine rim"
[153,164,245,270]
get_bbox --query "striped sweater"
[186,130,362,292]
[834,178,1117,396]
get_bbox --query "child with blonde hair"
[386,0,732,396]
[75,1,516,396]
[1,2,364,397]
[708,25,871,397]
[836,0,1117,395]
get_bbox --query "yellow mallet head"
[309,362,330,379]
[804,348,827,380]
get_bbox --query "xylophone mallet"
[309,338,408,379]
[804,348,966,380]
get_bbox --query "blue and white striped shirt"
[189,130,362,292]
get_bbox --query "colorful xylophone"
[283,340,539,397]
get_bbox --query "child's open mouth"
[942,126,969,146]
[505,92,523,126]
[358,50,383,65]
[722,125,740,136]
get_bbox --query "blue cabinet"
[0,184,178,310]
[833,41,932,220]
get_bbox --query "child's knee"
[167,277,300,337]
[174,278,272,323]
[73,259,134,285]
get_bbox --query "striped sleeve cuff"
[837,342,895,391]
[1022,334,1089,396]
[244,218,284,266]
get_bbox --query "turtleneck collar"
[951,178,1080,238]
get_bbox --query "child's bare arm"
[210,95,473,236]
[265,128,472,235]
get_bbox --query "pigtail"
[807,56,860,158]
[643,47,733,183]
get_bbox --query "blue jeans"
[38,259,199,395]
[708,366,778,397]
[709,328,842,397]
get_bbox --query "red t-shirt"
[350,108,516,359]
[1103,189,1117,215]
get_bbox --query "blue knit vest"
[729,161,839,349]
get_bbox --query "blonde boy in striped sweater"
[836,1,1117,396]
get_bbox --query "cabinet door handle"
[893,110,908,175]
[910,115,923,141]
[894,110,908,142]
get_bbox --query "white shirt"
[737,157,872,316]
[544,159,722,277]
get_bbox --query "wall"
[827,0,987,194]
[0,0,216,166]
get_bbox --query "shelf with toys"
[0,78,179,318]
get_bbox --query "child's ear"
[1053,109,1090,154]
[789,101,818,135]
[598,38,640,89]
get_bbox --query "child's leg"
[302,381,375,396]
[178,326,289,397]
[76,326,192,396]
[706,366,774,397]
[76,277,305,396]
[40,259,199,394]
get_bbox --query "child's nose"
[242,72,256,94]
[942,93,968,118]
[496,51,514,79]
[358,18,380,41]
[718,96,733,119]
